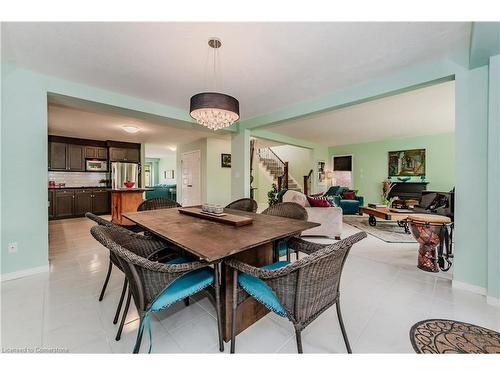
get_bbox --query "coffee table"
[361,206,412,233]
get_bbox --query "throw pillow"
[310,191,324,197]
[324,186,341,197]
[342,191,356,200]
[307,196,332,207]
[324,195,338,207]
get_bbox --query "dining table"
[123,206,320,341]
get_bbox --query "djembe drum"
[407,214,453,273]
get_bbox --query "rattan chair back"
[137,197,181,211]
[90,225,208,312]
[227,231,366,329]
[225,198,258,213]
[261,202,308,221]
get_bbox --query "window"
[333,155,353,189]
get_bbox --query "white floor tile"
[1,216,499,354]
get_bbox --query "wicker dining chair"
[261,202,308,220]
[90,224,224,353]
[262,202,308,261]
[137,197,181,211]
[85,212,178,341]
[225,198,258,213]
[226,231,367,354]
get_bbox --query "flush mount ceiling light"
[168,146,177,151]
[189,38,240,131]
[122,125,140,134]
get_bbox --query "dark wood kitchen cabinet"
[67,145,85,171]
[49,142,85,171]
[109,147,140,163]
[92,189,110,214]
[54,190,75,218]
[50,188,110,219]
[74,189,93,216]
[49,142,68,170]
[85,146,107,160]
[48,190,54,219]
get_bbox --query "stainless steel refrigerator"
[111,162,139,189]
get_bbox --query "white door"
[181,150,201,206]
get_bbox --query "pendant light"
[189,38,240,130]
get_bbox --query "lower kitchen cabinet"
[48,190,55,219]
[92,189,110,214]
[74,189,93,216]
[51,188,110,219]
[54,190,76,218]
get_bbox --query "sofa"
[145,184,177,201]
[324,186,364,215]
[282,190,342,239]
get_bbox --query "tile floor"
[1,216,499,353]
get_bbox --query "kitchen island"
[108,188,152,226]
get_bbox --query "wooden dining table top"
[123,207,320,262]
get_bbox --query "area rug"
[343,215,416,243]
[410,319,500,353]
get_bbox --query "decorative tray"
[178,207,253,227]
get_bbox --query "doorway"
[181,150,201,206]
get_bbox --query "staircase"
[257,148,301,192]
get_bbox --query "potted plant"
[267,183,279,207]
[99,178,110,187]
[382,179,396,207]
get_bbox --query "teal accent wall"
[454,66,490,292]
[487,55,500,299]
[328,132,455,204]
[1,66,49,275]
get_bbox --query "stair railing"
[257,147,289,191]
[303,169,313,196]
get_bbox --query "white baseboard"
[1,265,49,282]
[452,280,486,295]
[452,280,500,306]
[486,296,500,306]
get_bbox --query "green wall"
[206,138,232,206]
[329,132,455,204]
[487,54,500,300]
[1,66,49,276]
[177,137,232,206]
[453,65,490,294]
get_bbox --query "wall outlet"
[8,242,18,253]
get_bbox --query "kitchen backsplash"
[48,172,109,187]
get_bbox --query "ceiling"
[267,80,455,146]
[47,103,229,158]
[3,22,470,120]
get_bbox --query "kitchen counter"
[49,186,110,189]
[107,188,153,192]
[109,188,151,225]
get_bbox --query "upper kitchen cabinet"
[48,136,141,171]
[48,141,85,171]
[67,144,85,171]
[85,146,107,160]
[108,147,140,163]
[49,142,68,170]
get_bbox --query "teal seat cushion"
[150,260,213,312]
[277,240,288,257]
[238,261,289,317]
[165,256,191,264]
[340,199,361,215]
